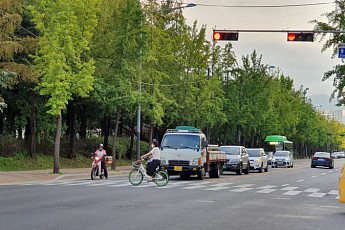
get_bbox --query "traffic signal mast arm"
[213,30,345,42]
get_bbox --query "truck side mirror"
[203,140,208,147]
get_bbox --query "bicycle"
[128,158,169,186]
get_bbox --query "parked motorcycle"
[91,155,107,180]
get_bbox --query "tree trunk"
[29,94,37,159]
[111,110,120,170]
[103,113,111,152]
[68,103,75,159]
[80,110,87,139]
[0,112,3,134]
[53,113,62,174]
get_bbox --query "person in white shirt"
[141,139,161,182]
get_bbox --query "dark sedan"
[311,152,334,169]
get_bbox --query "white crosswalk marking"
[17,178,341,201]
[328,190,339,195]
[304,188,320,193]
[257,185,276,189]
[257,189,277,194]
[233,184,255,188]
[308,193,326,198]
[281,187,299,191]
[230,187,253,192]
[283,190,302,196]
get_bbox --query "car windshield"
[161,134,200,149]
[314,152,330,158]
[274,151,289,157]
[247,149,261,157]
[219,147,240,155]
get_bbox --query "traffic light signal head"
[213,31,239,41]
[287,32,314,42]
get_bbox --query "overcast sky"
[182,0,341,105]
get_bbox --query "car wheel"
[258,164,263,173]
[243,163,250,174]
[236,164,243,175]
[311,165,316,168]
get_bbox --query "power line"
[186,1,335,8]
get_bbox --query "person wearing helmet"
[141,139,161,182]
[94,144,108,179]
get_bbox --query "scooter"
[91,155,107,180]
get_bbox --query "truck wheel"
[197,168,205,180]
[219,163,224,175]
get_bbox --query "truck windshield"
[219,147,240,155]
[161,134,200,149]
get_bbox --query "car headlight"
[257,159,261,162]
[272,158,276,162]
[285,158,289,161]
[161,158,167,164]
[192,158,200,165]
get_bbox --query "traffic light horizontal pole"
[213,30,345,33]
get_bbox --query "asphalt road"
[1,159,344,230]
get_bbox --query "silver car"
[271,151,294,168]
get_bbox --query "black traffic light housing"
[213,31,239,41]
[287,32,314,42]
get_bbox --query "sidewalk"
[0,166,133,186]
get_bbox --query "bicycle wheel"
[154,171,169,186]
[129,170,143,186]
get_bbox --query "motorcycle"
[91,155,107,180]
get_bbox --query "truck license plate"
[174,166,182,171]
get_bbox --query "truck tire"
[219,163,224,175]
[197,168,205,180]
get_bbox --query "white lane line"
[283,190,303,196]
[296,179,304,182]
[304,188,320,193]
[257,189,277,194]
[336,196,340,199]
[321,173,326,175]
[230,188,254,192]
[308,193,326,198]
[281,184,290,187]
[311,176,317,178]
[329,171,333,173]
[328,190,339,195]
[233,184,255,188]
[257,185,277,189]
[281,187,299,191]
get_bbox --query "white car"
[247,148,268,173]
[271,151,294,168]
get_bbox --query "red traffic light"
[213,31,238,41]
[287,32,314,42]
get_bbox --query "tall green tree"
[29,0,101,173]
[313,0,345,105]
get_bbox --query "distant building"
[319,109,345,125]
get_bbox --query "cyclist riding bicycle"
[141,139,160,182]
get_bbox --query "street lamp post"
[136,3,196,160]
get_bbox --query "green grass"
[0,153,132,171]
